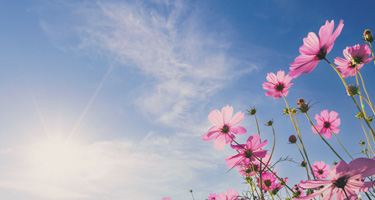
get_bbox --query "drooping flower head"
[208,193,217,200]
[262,70,293,99]
[335,44,373,78]
[226,134,268,169]
[289,20,344,78]
[216,188,239,200]
[312,110,341,139]
[312,161,330,180]
[203,105,247,150]
[296,158,375,200]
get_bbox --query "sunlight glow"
[28,136,86,182]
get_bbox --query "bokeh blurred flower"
[216,188,239,200]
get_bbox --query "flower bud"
[248,107,257,115]
[291,108,298,115]
[356,112,364,119]
[368,116,373,122]
[347,85,358,96]
[364,29,374,43]
[266,119,274,126]
[360,141,366,146]
[300,161,307,167]
[289,135,297,143]
[297,98,306,106]
[333,161,338,166]
[283,108,290,115]
[297,98,310,113]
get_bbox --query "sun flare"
[28,136,85,181]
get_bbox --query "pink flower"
[312,110,341,139]
[312,161,330,180]
[216,189,239,200]
[272,177,288,195]
[335,44,373,78]
[292,184,305,198]
[296,158,375,200]
[258,171,276,191]
[203,105,247,150]
[236,153,271,176]
[208,193,217,200]
[162,198,171,200]
[289,20,344,78]
[262,70,293,99]
[226,134,268,169]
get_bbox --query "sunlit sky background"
[1,0,375,199]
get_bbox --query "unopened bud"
[289,135,297,143]
[360,141,366,146]
[300,161,307,167]
[291,108,298,115]
[368,116,373,122]
[364,29,374,43]
[347,85,358,96]
[297,99,310,113]
[297,99,306,106]
[333,161,338,166]
[266,119,274,126]
[356,112,364,119]
[283,108,290,115]
[248,107,257,115]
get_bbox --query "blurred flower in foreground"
[296,158,375,200]
[335,44,373,78]
[216,188,239,200]
[312,110,341,138]
[289,20,344,78]
[203,105,247,150]
[262,70,293,99]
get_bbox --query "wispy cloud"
[40,0,256,126]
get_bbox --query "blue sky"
[1,0,375,199]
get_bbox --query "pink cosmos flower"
[262,70,293,99]
[312,110,341,139]
[335,44,373,78]
[289,20,344,78]
[312,161,330,180]
[203,105,247,150]
[236,153,271,176]
[296,158,375,200]
[208,193,217,200]
[226,134,268,169]
[272,177,288,195]
[216,189,239,200]
[258,171,276,191]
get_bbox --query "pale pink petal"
[295,184,332,200]
[330,160,350,180]
[226,154,244,168]
[347,157,375,179]
[213,135,227,150]
[203,126,221,141]
[319,20,334,47]
[321,186,337,200]
[331,118,341,127]
[327,19,344,53]
[263,82,275,90]
[276,70,285,81]
[328,111,339,121]
[208,109,223,126]
[346,180,374,192]
[230,126,247,135]
[230,111,244,126]
[222,105,233,125]
[300,32,320,55]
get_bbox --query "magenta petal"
[330,160,350,180]
[347,157,375,179]
[230,126,247,135]
[346,180,374,193]
[225,154,243,168]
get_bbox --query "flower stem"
[358,71,375,114]
[343,188,350,200]
[361,119,375,156]
[282,94,316,180]
[305,113,343,160]
[331,129,353,160]
[369,42,375,65]
[295,143,311,180]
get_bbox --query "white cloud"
[39,0,256,126]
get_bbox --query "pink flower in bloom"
[216,189,239,200]
[272,177,288,195]
[226,134,268,169]
[258,171,276,191]
[312,161,330,180]
[202,105,247,150]
[236,153,271,176]
[335,44,373,78]
[262,70,293,99]
[208,193,217,200]
[289,20,344,78]
[162,198,171,200]
[296,158,375,200]
[312,110,341,138]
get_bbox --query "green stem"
[295,143,311,180]
[331,129,354,160]
[282,94,316,180]
[343,188,350,200]
[305,113,343,160]
[369,42,375,65]
[361,119,375,156]
[254,115,261,136]
[355,66,367,118]
[358,71,375,114]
